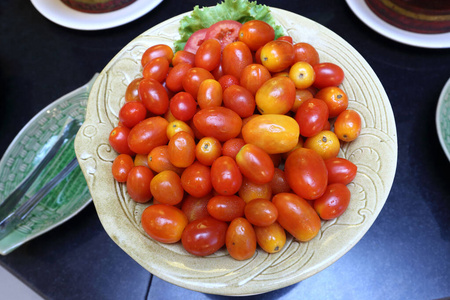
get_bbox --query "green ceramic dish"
[0,75,97,255]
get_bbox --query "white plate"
[436,78,450,162]
[346,0,450,49]
[30,0,163,31]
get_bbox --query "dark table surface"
[1,0,450,299]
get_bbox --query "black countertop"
[1,0,449,299]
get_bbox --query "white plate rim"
[345,0,450,49]
[30,0,164,31]
[436,77,450,162]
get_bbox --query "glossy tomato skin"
[126,166,154,203]
[181,217,228,256]
[334,109,362,142]
[255,76,296,115]
[304,130,340,160]
[207,195,246,222]
[242,114,299,154]
[222,85,255,118]
[260,40,295,73]
[142,57,170,82]
[172,50,195,66]
[128,116,169,154]
[138,78,169,115]
[166,62,193,93]
[168,131,196,168]
[272,193,321,242]
[314,183,351,220]
[197,79,223,109]
[195,137,222,166]
[238,20,275,51]
[184,28,208,54]
[181,161,213,198]
[315,86,348,118]
[293,42,320,66]
[284,148,328,200]
[236,144,275,184]
[141,44,173,67]
[195,39,221,71]
[150,170,184,205]
[222,41,253,80]
[238,177,272,203]
[181,194,212,223]
[166,120,194,140]
[313,62,345,89]
[295,98,329,138]
[226,217,257,260]
[239,64,271,95]
[147,145,183,175]
[211,156,242,195]
[141,204,188,243]
[182,67,214,99]
[109,126,134,155]
[169,91,197,121]
[205,20,242,50]
[112,154,134,182]
[218,74,240,91]
[193,107,242,142]
[324,157,357,185]
[254,222,286,254]
[244,198,278,227]
[125,77,142,103]
[119,101,147,128]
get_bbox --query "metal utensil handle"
[0,158,79,240]
[0,118,79,221]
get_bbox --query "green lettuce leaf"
[174,0,285,52]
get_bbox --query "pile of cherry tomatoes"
[108,19,361,260]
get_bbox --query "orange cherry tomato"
[182,67,214,99]
[195,137,222,166]
[150,170,184,205]
[211,156,242,195]
[141,44,173,67]
[235,144,275,184]
[147,145,183,175]
[238,177,272,204]
[314,183,351,220]
[128,116,169,155]
[195,39,221,71]
[181,161,213,198]
[143,57,170,82]
[324,157,357,185]
[272,193,321,242]
[304,130,341,160]
[141,204,188,243]
[168,131,196,168]
[197,79,223,109]
[254,222,286,254]
[165,62,193,93]
[284,147,328,200]
[238,20,275,51]
[134,153,149,168]
[291,89,314,113]
[138,78,169,115]
[126,166,154,203]
[207,195,246,222]
[242,114,299,154]
[260,40,295,73]
[222,137,246,159]
[125,77,143,103]
[193,107,242,142]
[255,76,296,115]
[239,64,271,95]
[112,154,134,182]
[288,61,316,89]
[334,109,362,142]
[172,50,195,66]
[315,86,349,118]
[166,120,194,140]
[244,198,278,227]
[222,84,256,118]
[222,41,253,80]
[293,42,320,66]
[181,194,211,223]
[226,218,257,261]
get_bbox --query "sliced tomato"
[184,28,208,54]
[205,20,242,51]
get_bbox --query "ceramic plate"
[0,75,97,255]
[436,78,450,162]
[30,0,164,30]
[346,0,450,49]
[75,8,398,295]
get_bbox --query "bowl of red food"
[74,0,397,295]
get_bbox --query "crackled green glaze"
[0,75,97,255]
